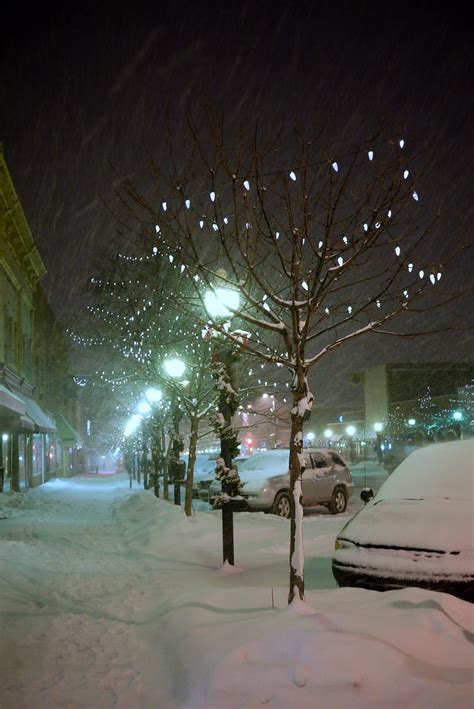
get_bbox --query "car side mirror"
[360,487,374,504]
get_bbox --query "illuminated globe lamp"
[452,410,463,422]
[324,428,333,448]
[204,286,240,320]
[306,431,315,447]
[137,401,152,416]
[124,413,142,438]
[145,387,162,405]
[163,358,186,379]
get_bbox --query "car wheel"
[328,487,347,514]
[272,491,292,518]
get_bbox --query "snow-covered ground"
[0,473,472,708]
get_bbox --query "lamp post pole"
[170,389,184,506]
[163,359,186,507]
[204,283,243,567]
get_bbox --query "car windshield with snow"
[208,448,353,517]
[332,438,474,601]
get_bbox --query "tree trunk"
[288,365,309,604]
[184,415,199,516]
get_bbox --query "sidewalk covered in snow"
[0,473,472,708]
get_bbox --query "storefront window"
[19,435,26,486]
[32,434,44,478]
[45,434,56,473]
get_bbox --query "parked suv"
[208,448,353,517]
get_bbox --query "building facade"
[0,145,81,490]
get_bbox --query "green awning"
[7,389,56,433]
[55,413,81,444]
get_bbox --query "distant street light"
[452,410,463,421]
[373,422,383,433]
[145,387,162,404]
[137,401,152,416]
[324,428,333,439]
[124,413,142,437]
[346,425,356,437]
[408,418,416,426]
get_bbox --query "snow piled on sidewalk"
[0,475,473,708]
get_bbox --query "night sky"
[1,0,472,405]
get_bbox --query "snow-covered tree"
[112,116,469,602]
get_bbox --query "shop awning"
[11,414,36,433]
[55,413,81,444]
[8,390,56,433]
[0,384,26,416]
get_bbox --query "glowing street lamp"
[137,401,152,416]
[408,418,416,426]
[145,387,162,404]
[373,422,383,433]
[163,358,186,379]
[452,410,463,422]
[204,287,240,319]
[124,413,142,438]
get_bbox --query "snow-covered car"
[208,448,353,517]
[332,438,474,602]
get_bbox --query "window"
[329,452,345,466]
[311,453,328,469]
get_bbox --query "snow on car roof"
[237,449,290,475]
[374,438,474,501]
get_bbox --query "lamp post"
[163,358,187,506]
[144,387,163,497]
[263,393,277,448]
[324,428,333,448]
[137,400,152,488]
[124,413,143,486]
[204,284,243,566]
[373,421,384,465]
[346,425,356,463]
